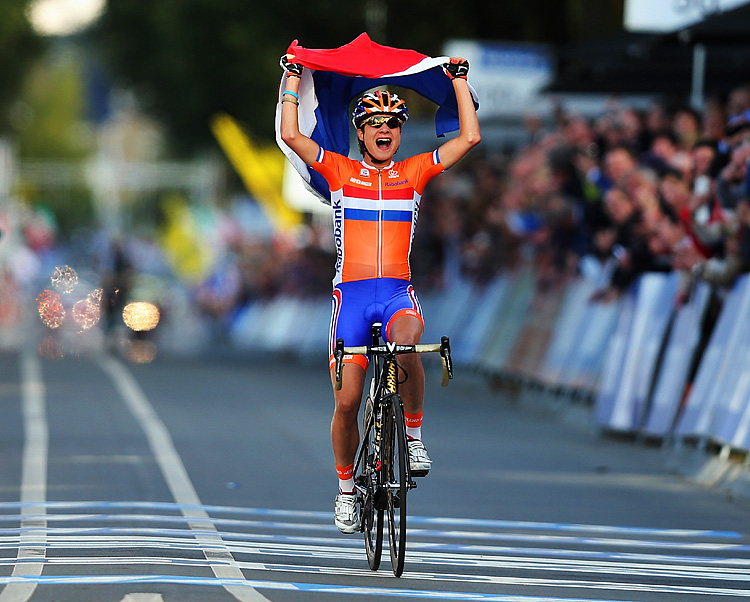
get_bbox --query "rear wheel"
[385,394,408,577]
[360,395,383,571]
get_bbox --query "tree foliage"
[0,0,45,133]
[91,0,624,155]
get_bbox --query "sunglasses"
[363,115,403,129]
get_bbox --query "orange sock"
[336,463,354,493]
[405,411,423,440]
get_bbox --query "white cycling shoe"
[334,492,360,534]
[408,438,432,477]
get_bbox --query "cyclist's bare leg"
[388,315,425,417]
[330,363,366,479]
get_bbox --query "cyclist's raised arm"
[279,55,320,166]
[436,58,481,170]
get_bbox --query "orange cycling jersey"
[312,148,444,286]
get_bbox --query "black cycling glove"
[444,58,469,80]
[280,54,304,78]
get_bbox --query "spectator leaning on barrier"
[673,103,750,295]
[687,198,750,290]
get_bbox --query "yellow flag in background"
[159,193,215,284]
[210,113,302,232]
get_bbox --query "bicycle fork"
[383,359,417,496]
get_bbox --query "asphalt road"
[0,345,749,602]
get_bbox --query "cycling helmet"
[352,90,409,128]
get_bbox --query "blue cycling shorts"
[328,278,424,370]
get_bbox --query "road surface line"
[0,351,48,602]
[0,501,738,540]
[0,574,747,599]
[0,547,748,583]
[98,355,268,602]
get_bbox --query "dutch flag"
[274,33,479,204]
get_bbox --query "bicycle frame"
[354,325,411,501]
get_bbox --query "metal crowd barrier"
[229,268,750,456]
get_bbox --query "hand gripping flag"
[274,33,479,204]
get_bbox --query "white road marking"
[0,509,746,553]
[0,573,747,600]
[0,502,747,598]
[1,500,738,539]
[97,355,269,602]
[0,351,48,602]
[120,595,165,602]
[0,545,747,586]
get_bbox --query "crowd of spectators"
[405,84,750,304]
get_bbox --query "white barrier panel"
[594,288,636,428]
[641,281,711,437]
[258,297,300,351]
[230,300,265,349]
[732,388,750,450]
[567,300,620,391]
[477,268,536,374]
[540,277,621,392]
[704,281,750,446]
[539,278,596,387]
[676,274,750,440]
[448,277,510,366]
[595,273,678,431]
[299,299,331,355]
[422,279,475,359]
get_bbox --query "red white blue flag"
[274,33,479,203]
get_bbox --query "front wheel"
[385,394,408,577]
[360,395,383,571]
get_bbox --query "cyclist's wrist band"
[283,91,299,99]
[282,97,299,106]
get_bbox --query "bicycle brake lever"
[334,338,345,391]
[440,336,453,386]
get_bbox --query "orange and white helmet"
[351,90,409,128]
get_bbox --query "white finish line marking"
[0,574,747,600]
[0,351,48,602]
[120,595,165,602]
[97,356,268,602]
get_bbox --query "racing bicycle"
[333,324,453,577]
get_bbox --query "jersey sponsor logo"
[388,169,400,178]
[349,177,373,186]
[332,199,344,272]
[384,179,408,187]
[360,168,370,177]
